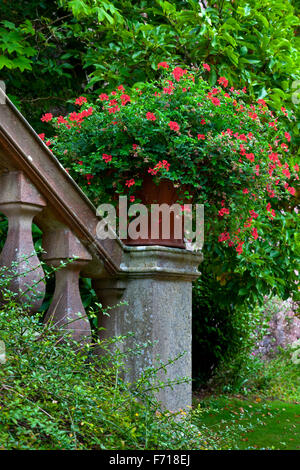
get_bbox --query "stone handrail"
[0,91,203,410]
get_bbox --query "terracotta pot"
[124,175,188,249]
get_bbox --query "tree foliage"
[0,0,299,133]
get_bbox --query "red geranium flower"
[218,77,228,87]
[41,113,53,122]
[146,112,156,121]
[75,96,87,106]
[211,97,221,106]
[126,179,135,187]
[252,228,258,240]
[157,62,169,69]
[172,67,187,82]
[99,93,109,101]
[169,121,180,131]
[102,153,112,163]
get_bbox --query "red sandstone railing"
[0,93,124,342]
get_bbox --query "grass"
[192,395,300,450]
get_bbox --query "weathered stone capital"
[42,228,92,263]
[119,245,203,281]
[0,171,46,207]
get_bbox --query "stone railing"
[0,92,203,411]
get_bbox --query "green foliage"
[0,20,36,71]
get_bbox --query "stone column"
[0,171,47,312]
[43,228,93,344]
[94,246,202,411]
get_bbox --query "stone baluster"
[92,279,126,341]
[0,171,46,312]
[43,229,93,344]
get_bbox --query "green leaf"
[0,55,13,70]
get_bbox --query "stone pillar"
[94,246,202,411]
[43,228,93,344]
[0,171,46,312]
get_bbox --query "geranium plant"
[40,63,299,258]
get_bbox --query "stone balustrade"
[0,93,203,411]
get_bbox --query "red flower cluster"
[252,228,258,240]
[246,153,255,162]
[41,113,53,122]
[236,241,244,255]
[157,62,169,69]
[284,131,291,142]
[218,232,230,242]
[218,77,228,87]
[172,67,187,82]
[108,105,120,114]
[120,94,131,106]
[99,93,109,101]
[102,153,112,163]
[69,107,93,124]
[75,96,87,106]
[218,207,230,217]
[169,121,180,131]
[148,160,170,175]
[125,179,135,187]
[203,63,210,71]
[146,112,156,121]
[211,97,221,106]
[163,81,175,95]
[86,174,94,185]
